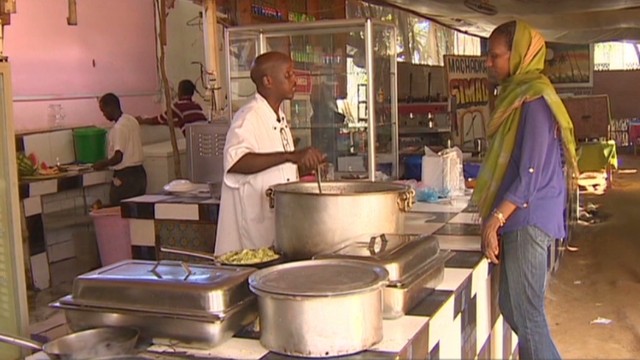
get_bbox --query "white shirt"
[215,94,298,255]
[108,113,144,170]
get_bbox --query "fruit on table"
[16,153,62,177]
[38,161,60,176]
[16,152,37,176]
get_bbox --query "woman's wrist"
[491,208,506,227]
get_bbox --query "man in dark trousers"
[93,93,147,205]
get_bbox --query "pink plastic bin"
[90,206,132,266]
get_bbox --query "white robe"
[215,94,298,255]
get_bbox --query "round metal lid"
[249,259,389,297]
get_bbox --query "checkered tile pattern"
[122,194,220,222]
[20,171,112,290]
[139,206,520,360]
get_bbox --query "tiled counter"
[19,170,112,290]
[119,193,471,257]
[27,189,576,360]
[133,198,520,359]
[29,196,521,360]
[121,193,219,258]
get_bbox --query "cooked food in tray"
[218,247,280,265]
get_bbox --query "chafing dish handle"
[367,234,388,255]
[149,257,194,281]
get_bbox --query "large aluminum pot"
[249,259,389,357]
[267,181,415,260]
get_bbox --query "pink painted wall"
[4,0,161,132]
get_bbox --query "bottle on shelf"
[48,104,65,129]
[293,102,301,127]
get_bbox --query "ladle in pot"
[316,164,323,194]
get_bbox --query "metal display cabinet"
[224,18,399,180]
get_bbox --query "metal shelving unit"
[225,18,399,180]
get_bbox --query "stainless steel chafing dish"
[315,234,450,319]
[50,260,258,348]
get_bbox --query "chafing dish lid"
[69,260,256,315]
[249,259,388,297]
[314,234,440,283]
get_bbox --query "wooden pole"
[67,0,78,25]
[157,0,182,179]
[204,0,222,119]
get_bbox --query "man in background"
[136,79,208,136]
[93,93,147,205]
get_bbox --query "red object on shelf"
[294,70,312,94]
[629,123,640,144]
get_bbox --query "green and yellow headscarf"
[471,21,578,219]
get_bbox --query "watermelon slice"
[27,153,37,167]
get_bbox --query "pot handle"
[266,188,275,209]
[397,188,416,212]
[0,332,44,351]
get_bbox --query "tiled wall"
[21,174,112,291]
[41,189,85,214]
[40,184,109,286]
[40,185,110,214]
[19,129,77,166]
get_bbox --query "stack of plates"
[163,179,211,197]
[164,179,198,193]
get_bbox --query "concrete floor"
[547,153,640,359]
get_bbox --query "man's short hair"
[249,51,291,87]
[99,93,121,109]
[178,80,196,97]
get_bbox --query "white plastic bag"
[440,147,466,197]
[421,146,443,190]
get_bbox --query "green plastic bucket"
[73,127,107,164]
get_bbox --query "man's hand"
[481,215,501,264]
[92,161,107,171]
[291,147,326,169]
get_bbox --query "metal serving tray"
[383,252,449,319]
[69,260,256,316]
[314,234,441,284]
[51,295,258,348]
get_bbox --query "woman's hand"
[482,215,501,264]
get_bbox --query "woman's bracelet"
[491,209,506,227]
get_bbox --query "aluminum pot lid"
[249,259,389,296]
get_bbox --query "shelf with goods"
[396,101,452,155]
[231,0,345,26]
[225,19,398,180]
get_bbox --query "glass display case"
[224,18,399,180]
